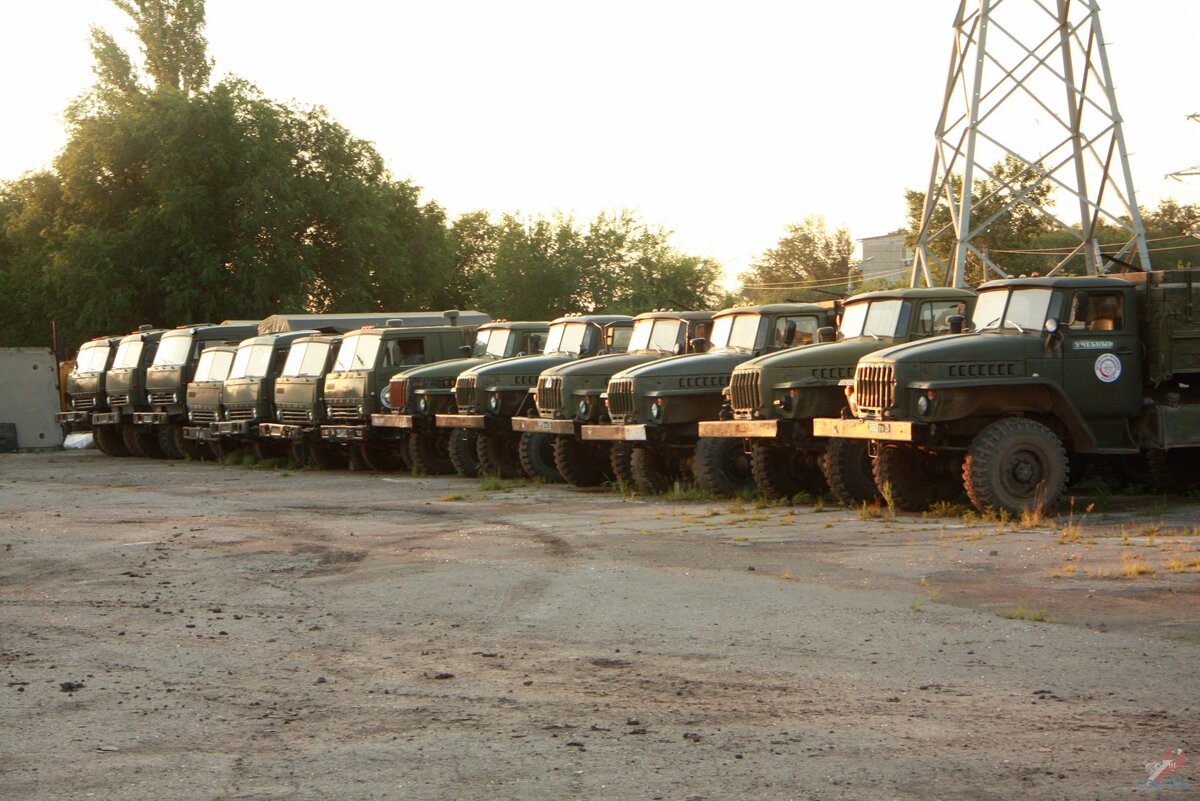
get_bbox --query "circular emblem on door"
[1094,353,1122,383]
[379,386,394,409]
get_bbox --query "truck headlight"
[577,398,590,419]
[649,399,663,420]
[916,394,930,415]
[418,396,429,413]
[488,393,501,412]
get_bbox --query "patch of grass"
[1058,497,1094,543]
[478,475,529,492]
[1118,555,1155,578]
[879,481,895,517]
[1001,606,1051,622]
[857,499,885,520]
[1164,558,1200,573]
[439,493,469,502]
[911,600,923,612]
[253,457,289,470]
[218,448,250,467]
[926,500,973,518]
[664,485,721,502]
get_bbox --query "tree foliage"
[737,215,854,303]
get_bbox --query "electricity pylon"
[911,0,1152,288]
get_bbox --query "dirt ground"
[1,449,1197,801]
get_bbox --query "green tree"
[738,215,855,303]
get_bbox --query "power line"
[739,265,911,290]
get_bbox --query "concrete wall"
[0,348,64,450]
[860,233,914,284]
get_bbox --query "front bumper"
[132,411,169,426]
[91,412,121,426]
[435,413,510,433]
[56,411,93,426]
[511,417,577,435]
[371,413,429,430]
[213,420,256,436]
[698,419,780,438]
[320,424,369,442]
[812,417,918,442]
[259,423,306,440]
[183,425,219,442]
[581,423,648,442]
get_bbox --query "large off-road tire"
[694,437,756,497]
[476,432,524,479]
[448,429,481,478]
[93,426,131,457]
[358,443,406,472]
[408,431,455,475]
[122,424,165,458]
[822,438,880,505]
[553,437,613,487]
[156,424,186,460]
[749,441,826,501]
[610,443,635,488]
[180,437,210,460]
[1145,448,1200,495]
[251,438,289,462]
[519,432,563,482]
[963,417,1067,516]
[874,444,963,512]
[209,439,231,461]
[306,442,348,470]
[630,446,684,495]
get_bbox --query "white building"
[858,231,913,286]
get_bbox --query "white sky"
[1,0,1197,281]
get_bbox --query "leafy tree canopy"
[737,215,855,303]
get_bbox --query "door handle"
[1117,348,1134,355]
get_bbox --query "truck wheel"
[1146,448,1200,494]
[822,438,880,505]
[963,418,1067,516]
[630,446,682,494]
[409,431,455,475]
[156,425,187,460]
[749,441,825,501]
[874,444,962,512]
[307,443,348,470]
[181,438,210,460]
[553,437,611,487]
[359,443,405,472]
[448,429,481,478]
[251,439,288,462]
[122,424,165,458]
[519,432,563,482]
[93,426,131,457]
[476,433,523,479]
[610,443,635,488]
[209,440,231,461]
[695,437,756,497]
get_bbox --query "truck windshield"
[973,288,1053,333]
[333,334,381,371]
[471,328,513,358]
[709,314,762,351]
[283,341,331,377]
[228,344,275,379]
[194,349,234,382]
[543,323,590,355]
[151,333,194,367]
[75,343,111,374]
[839,300,904,340]
[628,318,684,353]
[112,340,144,369]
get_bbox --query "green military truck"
[813,272,1200,515]
[257,332,349,469]
[369,321,550,476]
[436,314,635,480]
[56,334,123,453]
[581,303,836,495]
[319,311,491,470]
[131,321,259,459]
[180,345,238,457]
[510,310,715,487]
[698,288,975,502]
[90,326,168,458]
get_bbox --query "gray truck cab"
[57,335,121,433]
[181,345,238,456]
[90,326,167,458]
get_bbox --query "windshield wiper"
[1005,319,1025,334]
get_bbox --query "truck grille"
[278,409,310,425]
[389,379,409,411]
[327,404,362,421]
[455,376,477,411]
[191,410,218,425]
[855,364,895,412]
[108,392,130,406]
[729,370,761,413]
[149,391,176,405]
[537,376,564,414]
[226,407,256,422]
[73,396,96,411]
[607,378,635,418]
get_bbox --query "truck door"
[1061,288,1142,419]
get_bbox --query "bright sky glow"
[2,1,1197,282]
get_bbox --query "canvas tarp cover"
[256,312,490,336]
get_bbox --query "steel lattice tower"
[912,0,1152,288]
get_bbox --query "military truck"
[510,310,715,487]
[90,326,167,457]
[181,345,238,457]
[581,303,836,495]
[812,271,1200,515]
[319,311,491,470]
[369,321,550,476]
[209,330,328,458]
[257,332,348,469]
[698,288,976,501]
[131,322,259,459]
[436,314,635,480]
[56,334,123,453]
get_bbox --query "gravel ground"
[1,449,1197,800]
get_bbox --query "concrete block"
[0,348,65,450]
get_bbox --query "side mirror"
[816,326,836,343]
[783,320,797,346]
[459,345,472,355]
[948,315,966,334]
[673,342,684,356]
[689,337,707,353]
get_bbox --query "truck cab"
[436,314,635,480]
[698,288,975,501]
[581,302,834,494]
[510,310,715,487]
[90,327,167,458]
[181,345,238,457]
[57,335,122,443]
[369,321,550,476]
